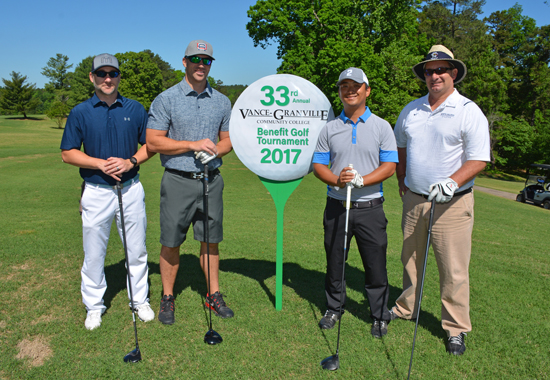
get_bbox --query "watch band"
[130,156,138,168]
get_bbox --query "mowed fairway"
[1,116,549,379]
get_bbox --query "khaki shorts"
[159,169,224,247]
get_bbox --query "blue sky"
[0,0,548,89]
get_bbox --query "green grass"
[475,176,525,194]
[1,116,549,379]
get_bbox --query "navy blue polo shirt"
[60,93,148,186]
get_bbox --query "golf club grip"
[345,163,353,210]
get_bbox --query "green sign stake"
[259,176,303,310]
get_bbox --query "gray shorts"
[159,169,224,247]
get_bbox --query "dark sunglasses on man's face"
[94,70,120,78]
[424,67,453,76]
[187,56,212,66]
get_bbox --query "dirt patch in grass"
[16,335,52,366]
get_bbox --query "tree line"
[0,50,246,126]
[247,0,550,170]
[1,0,549,171]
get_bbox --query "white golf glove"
[194,151,217,164]
[348,169,364,189]
[428,178,458,203]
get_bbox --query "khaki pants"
[393,190,474,337]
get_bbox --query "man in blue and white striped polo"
[313,67,398,338]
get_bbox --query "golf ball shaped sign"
[230,74,334,181]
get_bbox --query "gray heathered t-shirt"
[147,79,231,172]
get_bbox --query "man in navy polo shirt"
[147,40,234,325]
[60,53,155,330]
[313,67,398,338]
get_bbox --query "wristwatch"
[129,156,138,168]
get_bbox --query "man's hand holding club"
[192,138,218,165]
[428,178,458,203]
[334,165,364,190]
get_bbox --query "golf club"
[203,163,223,345]
[321,164,353,371]
[407,198,436,379]
[116,181,142,363]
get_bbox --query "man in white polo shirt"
[392,45,490,355]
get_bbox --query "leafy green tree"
[491,115,535,169]
[41,53,74,115]
[246,0,424,121]
[32,88,56,114]
[484,5,550,168]
[46,101,71,129]
[142,49,180,90]
[220,84,247,107]
[0,71,40,118]
[70,56,94,106]
[486,5,540,120]
[115,51,163,110]
[41,53,73,92]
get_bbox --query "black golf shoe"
[158,294,175,325]
[371,318,389,338]
[206,292,234,319]
[447,332,466,355]
[319,310,340,330]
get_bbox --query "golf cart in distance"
[516,164,550,209]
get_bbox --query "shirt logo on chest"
[124,117,131,122]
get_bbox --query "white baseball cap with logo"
[336,67,369,86]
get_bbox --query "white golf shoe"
[135,303,155,322]
[85,310,103,330]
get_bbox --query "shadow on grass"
[5,116,45,121]
[221,257,443,341]
[104,254,444,345]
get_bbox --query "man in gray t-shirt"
[312,67,398,338]
[146,40,234,324]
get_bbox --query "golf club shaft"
[335,165,353,356]
[407,198,436,380]
[116,182,139,351]
[204,164,213,330]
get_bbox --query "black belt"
[329,196,384,209]
[411,187,472,199]
[166,168,220,179]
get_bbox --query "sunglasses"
[94,70,120,78]
[187,56,212,66]
[424,67,453,76]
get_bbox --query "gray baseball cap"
[185,40,215,60]
[337,67,369,86]
[91,53,119,72]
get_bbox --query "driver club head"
[123,348,141,363]
[321,354,340,371]
[204,329,223,345]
